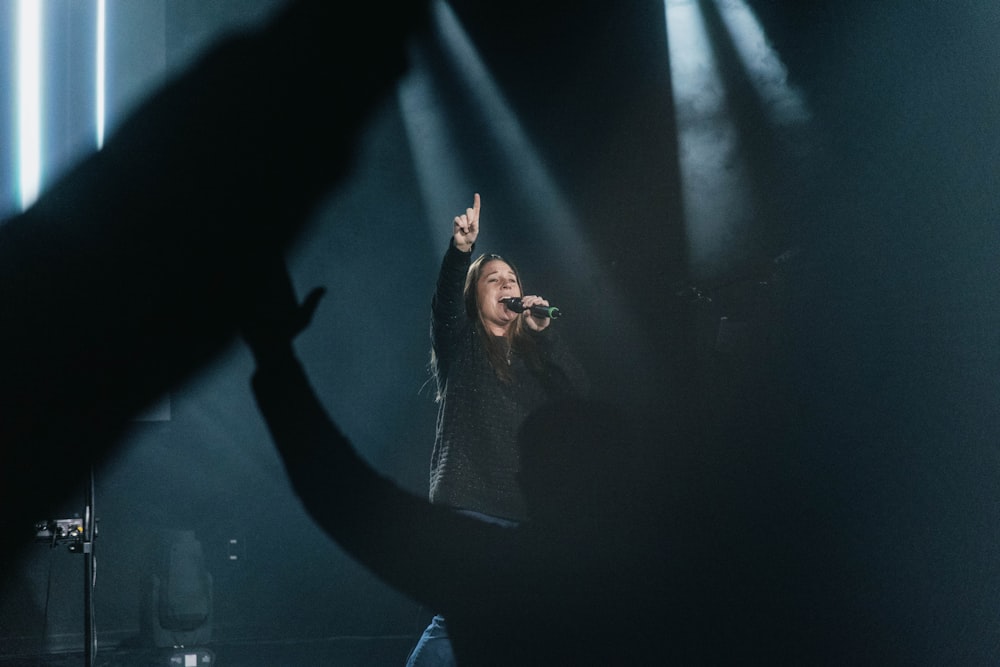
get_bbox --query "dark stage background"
[2,0,999,664]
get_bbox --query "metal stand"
[81,467,97,667]
[34,467,98,665]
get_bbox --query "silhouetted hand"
[242,258,325,364]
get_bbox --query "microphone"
[501,297,561,319]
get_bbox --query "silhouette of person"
[0,0,429,585]
[242,262,670,665]
[409,192,590,664]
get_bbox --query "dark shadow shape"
[0,0,429,591]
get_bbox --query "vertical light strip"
[95,0,106,148]
[17,0,43,210]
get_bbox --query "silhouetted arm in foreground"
[0,0,429,586]
[242,262,514,617]
[241,263,680,665]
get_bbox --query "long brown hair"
[428,252,550,401]
[464,253,541,384]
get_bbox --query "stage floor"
[0,635,417,667]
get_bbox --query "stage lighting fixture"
[167,647,215,666]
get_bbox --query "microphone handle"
[501,298,560,319]
[528,305,561,319]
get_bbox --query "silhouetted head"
[516,397,645,522]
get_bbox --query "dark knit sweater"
[428,243,587,521]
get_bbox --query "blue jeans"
[405,614,454,667]
[404,509,518,666]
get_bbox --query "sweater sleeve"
[528,325,592,400]
[429,242,473,381]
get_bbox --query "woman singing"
[407,193,588,666]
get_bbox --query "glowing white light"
[716,0,809,126]
[17,0,43,210]
[664,0,810,277]
[666,0,749,274]
[96,0,106,148]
